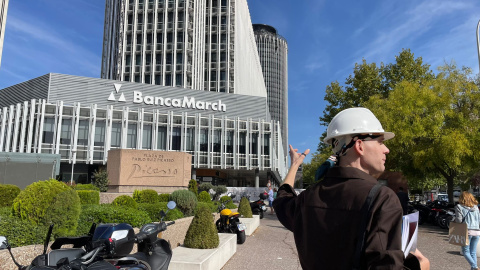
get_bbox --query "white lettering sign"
[132,91,227,112]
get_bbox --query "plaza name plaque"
[107,149,192,192]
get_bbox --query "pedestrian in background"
[273,187,278,199]
[455,191,480,270]
[268,186,274,215]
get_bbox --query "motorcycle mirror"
[227,192,232,197]
[0,236,7,250]
[167,201,176,210]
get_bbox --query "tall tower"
[101,0,267,97]
[253,24,288,153]
[0,0,9,69]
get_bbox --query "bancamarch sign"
[133,91,227,112]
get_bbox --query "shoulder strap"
[352,183,383,270]
[462,208,472,223]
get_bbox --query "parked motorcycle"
[216,193,247,244]
[1,201,177,270]
[249,193,267,219]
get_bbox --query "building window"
[157,126,167,150]
[155,74,162,85]
[165,74,172,86]
[251,133,258,155]
[135,75,140,82]
[226,130,233,153]
[186,128,194,151]
[94,121,106,146]
[263,134,270,154]
[176,53,183,64]
[200,129,208,151]
[42,118,55,144]
[239,132,246,154]
[111,122,122,147]
[175,74,182,86]
[172,127,181,150]
[77,120,89,146]
[145,74,151,84]
[60,119,72,144]
[166,53,172,64]
[213,130,221,152]
[142,125,152,149]
[127,124,137,148]
[156,53,162,64]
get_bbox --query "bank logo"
[108,83,126,102]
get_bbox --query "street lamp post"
[477,19,480,73]
[70,150,76,186]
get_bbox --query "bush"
[198,183,214,193]
[112,195,138,209]
[195,202,218,214]
[137,202,184,221]
[0,184,21,207]
[0,206,11,217]
[12,179,81,237]
[188,179,198,195]
[76,190,100,205]
[93,169,109,192]
[159,193,170,202]
[198,191,211,202]
[169,190,198,217]
[0,215,49,248]
[220,196,236,209]
[76,204,151,236]
[133,189,160,204]
[238,197,253,218]
[184,203,219,249]
[74,184,100,191]
[198,183,227,200]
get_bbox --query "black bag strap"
[352,183,383,270]
[462,208,472,223]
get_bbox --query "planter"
[239,215,260,236]
[169,233,237,270]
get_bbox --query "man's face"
[360,135,390,176]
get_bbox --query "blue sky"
[1,0,479,163]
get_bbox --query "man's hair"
[398,187,404,191]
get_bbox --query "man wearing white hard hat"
[274,107,430,270]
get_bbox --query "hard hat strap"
[335,134,382,156]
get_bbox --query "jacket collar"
[324,166,378,183]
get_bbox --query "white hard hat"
[324,107,395,153]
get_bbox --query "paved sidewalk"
[223,214,474,270]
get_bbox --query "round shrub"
[195,202,217,214]
[12,179,81,237]
[220,195,236,209]
[169,190,198,216]
[188,179,198,195]
[0,214,49,248]
[133,189,160,204]
[198,191,211,202]
[238,197,253,218]
[137,202,184,221]
[184,203,219,249]
[74,183,100,191]
[112,195,138,209]
[0,184,21,207]
[159,193,170,202]
[198,183,214,193]
[76,190,100,205]
[76,204,151,236]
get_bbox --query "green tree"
[365,63,480,202]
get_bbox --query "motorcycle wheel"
[237,229,246,244]
[259,211,264,219]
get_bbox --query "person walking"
[274,107,429,269]
[268,186,275,215]
[455,191,480,270]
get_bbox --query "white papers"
[401,211,419,257]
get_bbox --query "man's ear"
[353,139,364,156]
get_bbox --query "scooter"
[216,193,247,244]
[250,193,267,219]
[0,201,177,270]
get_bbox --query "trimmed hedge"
[197,191,211,202]
[76,190,100,205]
[112,195,138,209]
[0,214,49,248]
[188,179,198,195]
[169,190,198,216]
[159,193,170,202]
[184,203,219,249]
[0,184,21,207]
[137,202,184,221]
[133,189,160,204]
[238,197,253,218]
[76,204,151,236]
[74,184,100,191]
[12,179,81,237]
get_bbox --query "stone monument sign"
[107,149,192,193]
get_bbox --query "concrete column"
[255,169,259,188]
[191,168,196,181]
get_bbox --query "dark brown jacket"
[273,167,405,270]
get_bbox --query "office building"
[253,24,288,153]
